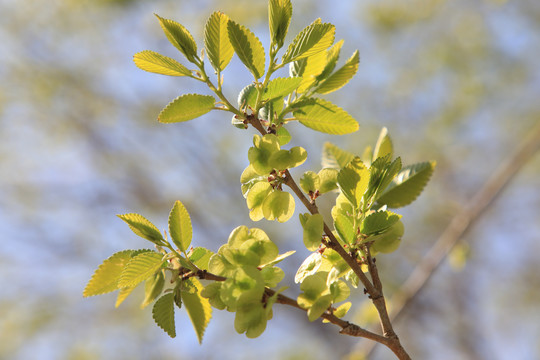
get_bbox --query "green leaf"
[293,98,358,135]
[228,20,266,79]
[152,293,176,338]
[316,40,344,81]
[248,134,281,175]
[268,146,307,170]
[141,271,165,309]
[307,294,332,321]
[300,171,320,194]
[294,50,328,93]
[133,51,191,77]
[237,83,257,110]
[316,50,359,94]
[322,142,356,169]
[329,280,350,303]
[264,77,302,101]
[181,278,212,344]
[334,213,354,245]
[269,0,293,48]
[318,168,339,194]
[114,286,136,308]
[337,157,370,209]
[260,267,285,288]
[118,252,165,288]
[361,211,401,236]
[262,190,295,222]
[155,14,198,63]
[189,247,214,270]
[158,94,215,123]
[367,156,402,203]
[371,220,404,254]
[282,20,335,63]
[377,161,436,208]
[333,302,351,318]
[117,213,164,244]
[246,181,272,221]
[276,126,291,146]
[204,12,234,71]
[295,253,322,283]
[373,127,393,161]
[83,250,136,297]
[168,200,192,252]
[299,213,324,251]
[261,250,296,267]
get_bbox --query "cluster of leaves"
[293,128,435,319]
[133,0,359,136]
[201,226,294,338]
[83,201,214,341]
[85,0,435,349]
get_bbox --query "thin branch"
[361,122,540,357]
[246,116,411,359]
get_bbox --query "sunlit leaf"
[334,213,354,245]
[300,171,319,194]
[168,200,192,252]
[321,142,356,169]
[293,98,358,134]
[158,94,215,123]
[318,168,339,193]
[152,293,176,338]
[262,190,295,222]
[269,0,293,48]
[155,14,198,63]
[316,50,359,94]
[299,213,324,251]
[377,161,436,208]
[316,40,344,81]
[361,210,401,236]
[282,19,335,63]
[295,50,328,93]
[264,77,302,101]
[84,250,136,297]
[115,286,137,308]
[117,213,163,244]
[204,12,234,71]
[373,127,393,161]
[295,253,322,283]
[337,157,370,209]
[141,271,165,309]
[228,20,266,79]
[246,181,272,221]
[118,252,165,288]
[133,51,191,77]
[371,220,404,254]
[181,278,212,344]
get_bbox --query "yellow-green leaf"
[373,127,393,161]
[264,77,302,101]
[181,278,213,344]
[269,0,293,48]
[115,286,136,308]
[133,51,191,77]
[377,161,436,208]
[204,12,234,71]
[152,293,176,338]
[337,157,370,209]
[141,271,165,309]
[118,252,165,288]
[117,213,163,244]
[321,142,356,169]
[158,94,215,123]
[316,50,359,94]
[228,20,266,79]
[83,250,135,297]
[293,98,359,135]
[282,19,335,63]
[168,200,192,252]
[155,14,198,63]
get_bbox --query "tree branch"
[246,117,411,359]
[360,122,540,357]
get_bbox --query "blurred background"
[1,0,539,359]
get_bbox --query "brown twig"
[245,116,411,359]
[361,122,540,357]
